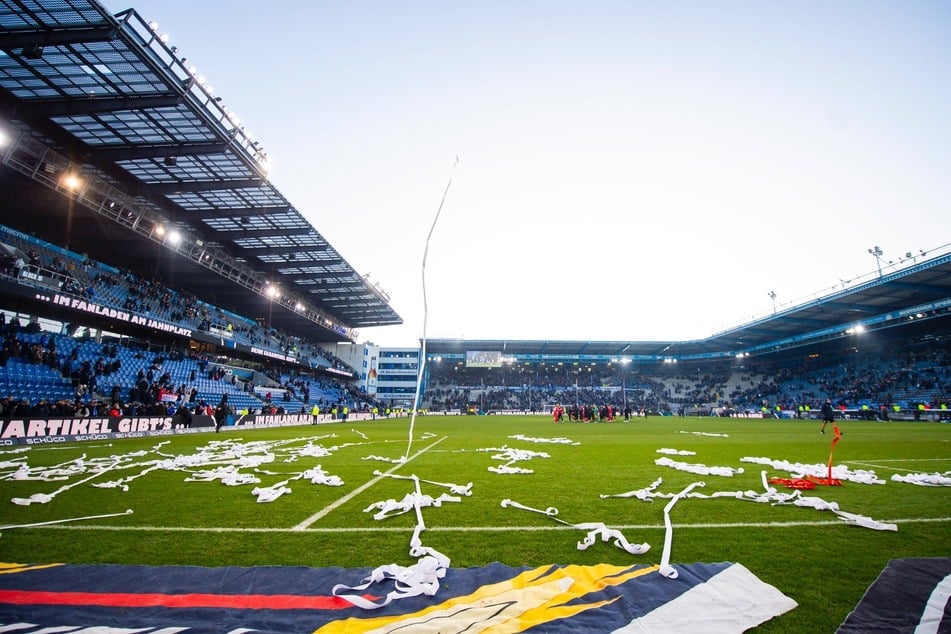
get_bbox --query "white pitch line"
[15,516,951,534]
[850,461,920,473]
[291,435,447,530]
[848,457,951,463]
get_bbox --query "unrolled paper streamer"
[741,456,885,485]
[364,491,461,520]
[774,493,898,531]
[331,545,449,610]
[335,474,451,609]
[891,472,951,486]
[604,472,896,532]
[833,510,897,531]
[500,498,649,555]
[655,456,743,477]
[0,509,133,530]
[659,481,705,579]
[94,461,169,490]
[657,448,696,456]
[485,447,551,461]
[500,498,559,517]
[296,465,344,486]
[480,446,550,475]
[508,434,579,446]
[11,459,122,506]
[600,477,664,501]
[5,435,356,508]
[251,479,292,503]
[573,522,651,554]
[183,465,260,486]
[488,463,534,474]
[373,470,472,496]
[7,463,57,481]
[295,445,334,458]
[363,454,408,464]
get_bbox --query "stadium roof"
[426,247,951,361]
[0,0,401,341]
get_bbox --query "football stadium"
[1,1,950,632]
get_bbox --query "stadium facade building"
[335,343,420,408]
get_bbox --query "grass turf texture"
[1,415,949,632]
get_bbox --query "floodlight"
[62,174,81,190]
[257,154,273,175]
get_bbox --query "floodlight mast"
[868,246,884,278]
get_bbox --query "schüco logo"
[25,436,66,444]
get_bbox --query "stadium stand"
[0,224,387,417]
[0,0,949,430]
[420,328,951,421]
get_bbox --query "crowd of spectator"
[423,338,951,417]
[0,315,384,420]
[0,227,359,376]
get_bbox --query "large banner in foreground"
[838,557,951,633]
[0,559,796,633]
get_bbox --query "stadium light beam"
[768,290,777,313]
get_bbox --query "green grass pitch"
[1,415,949,632]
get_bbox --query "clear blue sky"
[106,0,951,347]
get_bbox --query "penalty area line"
[292,435,447,530]
[16,516,951,534]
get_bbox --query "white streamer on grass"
[11,460,122,506]
[335,473,452,608]
[500,498,650,555]
[373,470,473,496]
[405,156,459,462]
[0,509,133,530]
[659,481,705,579]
